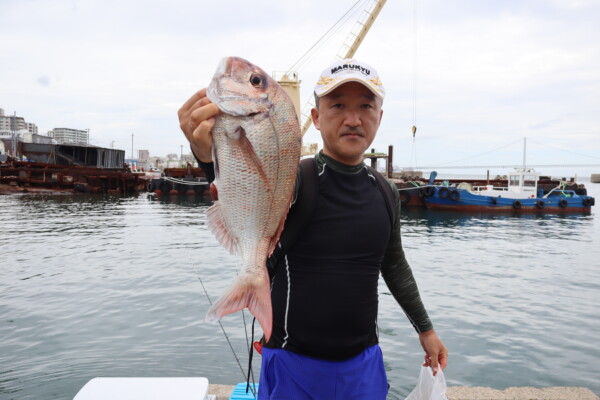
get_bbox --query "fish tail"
[206,270,273,341]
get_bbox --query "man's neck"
[317,151,364,174]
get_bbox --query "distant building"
[48,128,89,145]
[0,114,25,136]
[22,132,54,144]
[22,142,125,168]
[182,152,195,163]
[145,156,169,170]
[0,113,24,152]
[0,108,39,139]
[138,149,149,161]
[26,122,38,135]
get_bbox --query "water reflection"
[402,207,592,226]
[147,193,213,207]
[400,207,594,241]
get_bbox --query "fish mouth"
[213,56,247,83]
[215,56,240,77]
[206,57,232,104]
[214,57,230,76]
[208,90,266,116]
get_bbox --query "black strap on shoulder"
[266,157,318,278]
[365,166,397,226]
[266,161,396,278]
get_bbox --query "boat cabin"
[476,168,540,199]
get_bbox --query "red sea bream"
[205,56,301,340]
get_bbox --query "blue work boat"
[422,169,595,212]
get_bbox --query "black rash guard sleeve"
[191,147,215,183]
[380,180,434,334]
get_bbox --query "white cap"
[314,58,385,99]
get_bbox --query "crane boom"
[339,0,387,59]
[300,0,387,137]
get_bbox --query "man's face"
[311,81,383,165]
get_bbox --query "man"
[178,58,448,399]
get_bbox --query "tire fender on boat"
[449,189,460,201]
[439,187,450,199]
[558,199,568,208]
[400,191,411,206]
[513,200,522,209]
[536,200,545,209]
[160,180,171,193]
[423,186,435,197]
[583,198,592,207]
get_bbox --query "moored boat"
[146,164,210,196]
[421,168,595,212]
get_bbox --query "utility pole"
[131,133,134,159]
[522,137,527,170]
[180,145,183,161]
[11,111,17,157]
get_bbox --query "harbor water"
[1,182,599,399]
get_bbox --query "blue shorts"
[258,345,388,400]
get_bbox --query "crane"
[273,0,387,155]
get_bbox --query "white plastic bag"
[404,366,448,400]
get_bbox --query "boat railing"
[544,187,577,198]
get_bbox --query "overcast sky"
[2,0,599,176]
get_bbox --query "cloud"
[36,75,51,87]
[1,0,599,176]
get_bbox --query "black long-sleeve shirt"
[196,151,432,359]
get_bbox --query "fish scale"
[205,56,301,341]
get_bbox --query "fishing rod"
[191,257,258,398]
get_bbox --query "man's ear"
[310,108,320,130]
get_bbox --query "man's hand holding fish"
[178,88,220,163]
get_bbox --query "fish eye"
[250,74,263,87]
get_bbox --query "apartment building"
[0,108,39,137]
[48,127,89,145]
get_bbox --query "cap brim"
[315,77,384,99]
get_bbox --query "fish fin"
[209,182,218,200]
[237,128,271,192]
[207,201,238,255]
[267,189,296,256]
[268,212,287,257]
[206,268,273,341]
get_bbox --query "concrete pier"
[446,387,598,399]
[208,384,599,399]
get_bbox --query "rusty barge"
[0,142,148,194]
